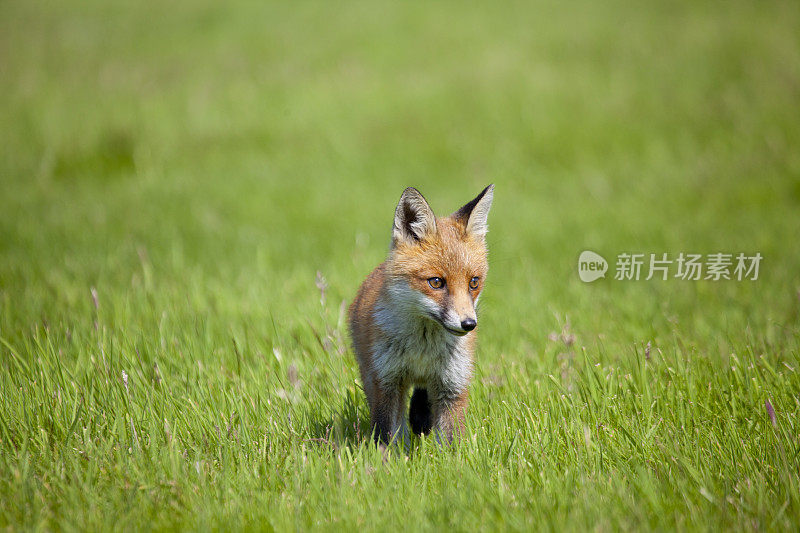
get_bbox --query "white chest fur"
[371,282,473,393]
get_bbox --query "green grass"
[2,0,800,530]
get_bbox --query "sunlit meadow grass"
[1,0,799,530]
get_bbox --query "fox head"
[386,185,494,336]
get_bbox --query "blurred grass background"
[1,0,799,530]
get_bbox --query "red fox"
[349,185,494,445]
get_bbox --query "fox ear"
[392,187,437,247]
[452,184,494,238]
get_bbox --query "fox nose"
[460,318,477,331]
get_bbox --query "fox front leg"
[429,388,469,443]
[369,382,410,446]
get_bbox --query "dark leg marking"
[409,387,432,435]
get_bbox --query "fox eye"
[469,277,480,290]
[428,277,445,289]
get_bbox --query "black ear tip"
[473,184,494,203]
